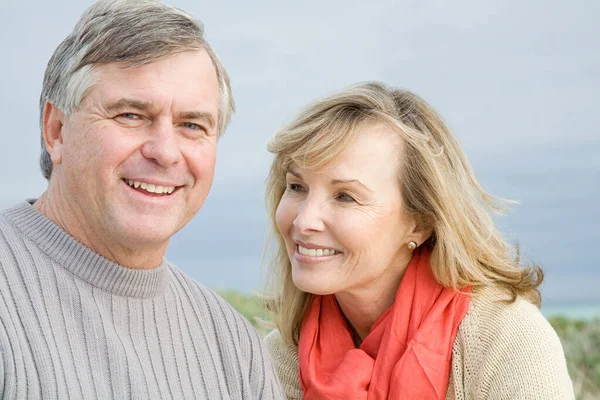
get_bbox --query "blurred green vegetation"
[547,316,600,399]
[216,289,271,337]
[218,290,600,399]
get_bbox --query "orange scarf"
[298,248,471,399]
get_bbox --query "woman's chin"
[292,270,338,296]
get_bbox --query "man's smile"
[123,178,177,195]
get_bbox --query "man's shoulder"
[0,202,33,265]
[167,263,228,307]
[165,264,287,398]
[166,263,230,307]
[0,200,38,248]
[0,203,23,236]
[166,263,261,339]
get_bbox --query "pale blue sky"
[1,0,598,303]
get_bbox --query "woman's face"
[275,124,420,296]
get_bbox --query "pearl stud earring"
[408,241,417,250]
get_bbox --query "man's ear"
[42,101,65,165]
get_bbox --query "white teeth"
[125,180,176,195]
[298,245,337,257]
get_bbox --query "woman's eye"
[336,192,356,202]
[288,183,304,192]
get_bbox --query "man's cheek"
[192,158,217,178]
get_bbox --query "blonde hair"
[264,82,543,346]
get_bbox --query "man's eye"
[183,122,201,130]
[118,113,140,120]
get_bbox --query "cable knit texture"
[266,286,575,399]
[0,201,284,399]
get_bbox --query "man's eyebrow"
[331,178,373,193]
[105,98,152,113]
[177,111,216,130]
[105,99,217,129]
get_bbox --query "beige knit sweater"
[265,286,575,399]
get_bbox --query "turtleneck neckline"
[2,200,170,299]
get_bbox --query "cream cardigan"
[265,286,575,399]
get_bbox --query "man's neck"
[34,191,167,269]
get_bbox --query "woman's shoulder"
[459,284,570,363]
[264,329,299,365]
[462,285,551,336]
[459,285,561,348]
[264,330,303,399]
[449,285,574,399]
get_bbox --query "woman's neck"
[334,267,406,345]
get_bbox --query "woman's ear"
[405,214,434,247]
[42,101,65,165]
[414,226,434,246]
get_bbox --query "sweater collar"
[3,200,169,299]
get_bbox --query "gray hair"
[39,0,234,180]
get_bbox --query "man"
[0,0,283,398]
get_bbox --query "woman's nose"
[293,197,326,233]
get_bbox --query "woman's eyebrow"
[331,178,372,193]
[287,169,372,193]
[287,169,303,180]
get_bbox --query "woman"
[263,82,574,399]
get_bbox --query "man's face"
[48,50,220,262]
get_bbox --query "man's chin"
[109,219,177,248]
[122,225,175,243]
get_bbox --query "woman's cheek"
[275,197,293,235]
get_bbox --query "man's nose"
[140,120,182,167]
[292,196,326,233]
